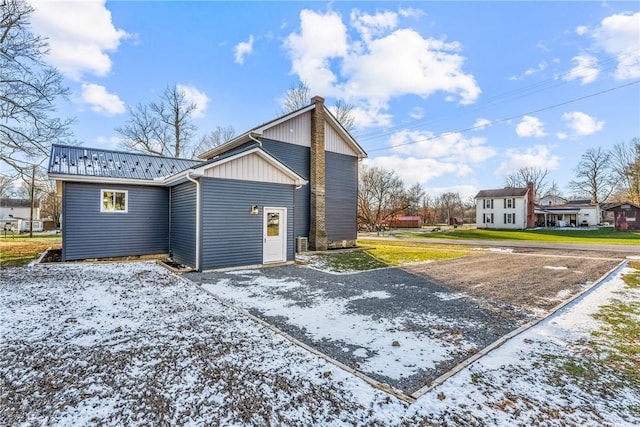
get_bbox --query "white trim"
[263,207,287,264]
[49,174,166,186]
[194,147,307,186]
[100,189,128,213]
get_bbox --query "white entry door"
[263,207,287,263]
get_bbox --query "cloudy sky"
[28,1,639,199]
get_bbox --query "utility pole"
[30,164,35,238]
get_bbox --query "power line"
[354,48,640,142]
[367,80,640,153]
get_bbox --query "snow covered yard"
[1,260,639,426]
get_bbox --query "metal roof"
[475,187,529,198]
[0,199,39,209]
[48,144,202,180]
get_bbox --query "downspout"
[185,172,201,271]
[248,132,262,147]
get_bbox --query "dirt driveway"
[403,249,623,317]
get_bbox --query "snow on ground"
[1,261,638,426]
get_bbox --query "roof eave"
[48,173,167,186]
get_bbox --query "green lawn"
[394,227,640,245]
[359,239,471,266]
[0,234,61,268]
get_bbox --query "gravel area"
[185,265,526,394]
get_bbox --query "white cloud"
[563,54,600,84]
[473,118,491,130]
[350,102,393,128]
[389,130,496,164]
[177,84,210,118]
[398,7,426,19]
[575,25,589,36]
[409,107,424,120]
[350,9,398,44]
[556,132,568,140]
[562,111,605,136]
[510,61,548,80]
[234,35,255,64]
[592,12,640,79]
[29,0,129,80]
[364,155,472,185]
[80,83,125,116]
[284,8,480,126]
[496,145,560,176]
[516,116,546,138]
[95,135,122,150]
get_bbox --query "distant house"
[475,184,535,230]
[0,198,43,232]
[534,198,600,227]
[605,202,640,231]
[48,96,366,271]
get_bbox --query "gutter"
[185,172,201,271]
[248,132,263,147]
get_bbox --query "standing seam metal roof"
[48,144,202,180]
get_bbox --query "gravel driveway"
[185,265,527,394]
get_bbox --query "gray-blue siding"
[61,182,168,261]
[200,178,295,270]
[169,182,196,267]
[325,151,358,241]
[261,139,358,242]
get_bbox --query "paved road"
[359,234,640,254]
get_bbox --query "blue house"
[48,97,366,271]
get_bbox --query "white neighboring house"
[475,186,533,230]
[0,198,43,232]
[535,198,600,227]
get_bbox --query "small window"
[101,189,128,213]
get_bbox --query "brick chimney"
[309,96,328,251]
[526,181,536,228]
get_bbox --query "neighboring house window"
[101,189,128,213]
[484,199,493,209]
[504,198,514,209]
[484,213,494,223]
[504,213,515,224]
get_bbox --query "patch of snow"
[433,291,464,301]
[543,265,569,270]
[473,247,514,253]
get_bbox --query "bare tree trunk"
[29,164,35,237]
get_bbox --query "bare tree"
[405,183,425,216]
[330,99,355,133]
[435,192,463,224]
[358,165,407,232]
[191,125,235,157]
[281,80,356,132]
[504,167,550,200]
[117,84,197,158]
[0,174,13,197]
[610,138,640,204]
[419,194,437,225]
[1,0,72,178]
[281,80,311,114]
[569,147,616,207]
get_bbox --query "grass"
[302,250,388,273]
[545,262,640,394]
[0,233,61,268]
[358,239,471,266]
[394,227,640,245]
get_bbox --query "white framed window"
[505,198,513,209]
[504,213,515,224]
[484,199,494,209]
[101,189,128,213]
[484,213,494,224]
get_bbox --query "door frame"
[263,207,287,264]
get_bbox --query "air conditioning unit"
[296,236,308,253]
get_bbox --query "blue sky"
[28,1,640,200]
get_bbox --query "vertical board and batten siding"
[169,182,197,267]
[262,112,311,147]
[203,152,293,184]
[200,178,295,270]
[325,151,358,241]
[62,182,168,261]
[324,122,358,156]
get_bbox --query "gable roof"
[48,144,201,183]
[475,187,529,198]
[198,99,367,160]
[605,201,640,211]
